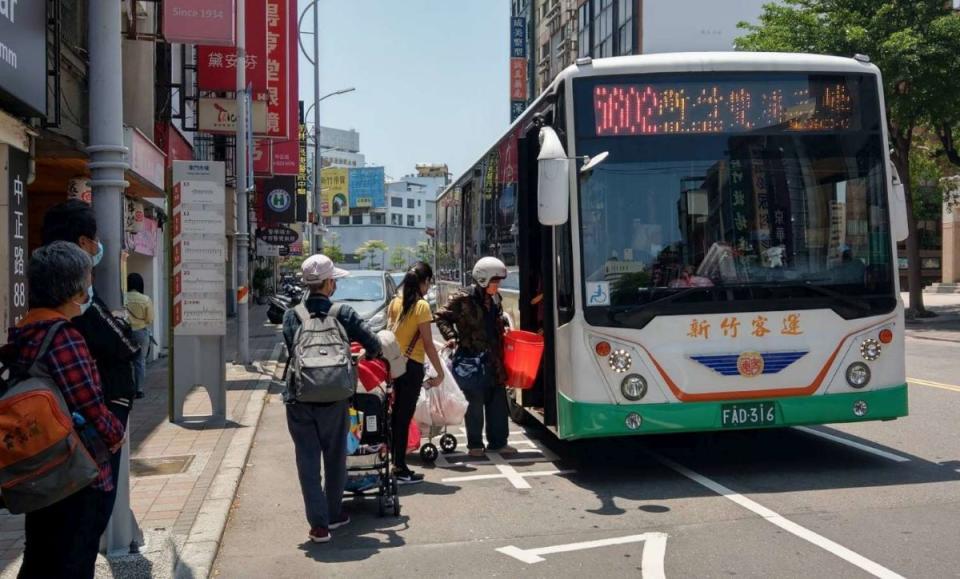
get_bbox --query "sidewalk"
[0,306,285,579]
[904,291,960,343]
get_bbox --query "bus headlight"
[608,350,632,373]
[621,374,647,401]
[625,412,643,430]
[846,362,871,388]
[860,338,881,361]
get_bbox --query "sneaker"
[490,444,519,454]
[135,391,145,399]
[395,469,424,485]
[468,448,486,458]
[308,527,331,543]
[329,512,351,530]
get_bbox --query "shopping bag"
[407,420,421,453]
[417,359,468,426]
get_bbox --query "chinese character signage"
[198,98,268,134]
[264,0,290,139]
[321,168,349,217]
[510,58,527,101]
[687,313,804,341]
[253,139,273,176]
[297,122,308,221]
[171,161,227,336]
[511,17,526,58]
[197,0,268,93]
[348,167,385,209]
[8,148,28,326]
[164,0,235,47]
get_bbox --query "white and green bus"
[434,52,908,439]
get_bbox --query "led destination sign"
[592,76,862,136]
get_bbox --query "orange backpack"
[0,322,99,514]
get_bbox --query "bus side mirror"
[890,162,908,242]
[537,126,570,226]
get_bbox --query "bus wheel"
[507,388,528,425]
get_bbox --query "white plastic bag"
[415,358,468,427]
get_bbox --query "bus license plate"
[721,401,777,428]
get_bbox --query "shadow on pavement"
[297,517,410,563]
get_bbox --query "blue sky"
[296,0,511,180]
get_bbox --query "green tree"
[356,240,389,269]
[321,233,345,263]
[390,246,410,270]
[736,0,960,315]
[413,240,433,266]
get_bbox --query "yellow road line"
[907,377,960,393]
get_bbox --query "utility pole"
[236,0,251,364]
[312,0,322,255]
[87,0,142,556]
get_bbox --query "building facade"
[535,0,579,96]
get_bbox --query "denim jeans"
[132,329,151,393]
[20,485,108,579]
[463,386,509,451]
[285,400,349,529]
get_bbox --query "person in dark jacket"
[3,242,125,579]
[41,200,140,527]
[282,254,382,544]
[435,257,517,457]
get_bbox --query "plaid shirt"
[7,316,125,492]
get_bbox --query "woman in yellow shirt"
[387,262,445,484]
[126,273,154,398]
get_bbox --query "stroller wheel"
[439,434,458,454]
[420,443,439,463]
[378,494,387,517]
[393,497,401,517]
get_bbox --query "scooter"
[267,286,303,324]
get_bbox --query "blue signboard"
[349,167,385,209]
[511,17,526,58]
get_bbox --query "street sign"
[257,226,298,246]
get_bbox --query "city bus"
[434,52,909,440]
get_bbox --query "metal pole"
[87,0,141,556]
[312,0,322,255]
[236,0,250,363]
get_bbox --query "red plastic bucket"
[503,330,544,389]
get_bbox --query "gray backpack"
[289,303,358,403]
[0,322,100,514]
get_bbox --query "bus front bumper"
[556,384,908,440]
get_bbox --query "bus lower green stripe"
[556,385,908,440]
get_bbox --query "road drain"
[130,455,195,477]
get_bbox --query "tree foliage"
[321,233,345,263]
[390,246,410,270]
[356,240,389,269]
[736,0,960,313]
[414,241,433,266]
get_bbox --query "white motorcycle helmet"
[472,257,508,288]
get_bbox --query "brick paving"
[0,306,284,578]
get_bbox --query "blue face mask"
[91,241,104,267]
[74,286,94,317]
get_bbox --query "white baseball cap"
[301,254,349,285]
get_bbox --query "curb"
[173,343,284,579]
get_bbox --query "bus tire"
[507,388,528,425]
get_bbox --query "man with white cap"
[282,254,381,544]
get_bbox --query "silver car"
[336,270,398,332]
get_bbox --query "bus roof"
[439,52,880,201]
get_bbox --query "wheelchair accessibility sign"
[586,281,610,306]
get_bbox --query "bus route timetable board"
[172,161,227,336]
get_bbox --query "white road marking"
[497,532,667,577]
[793,426,911,463]
[653,453,906,579]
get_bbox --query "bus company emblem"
[737,352,764,378]
[690,351,808,377]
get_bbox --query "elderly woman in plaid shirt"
[3,242,125,579]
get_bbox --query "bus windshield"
[573,72,896,328]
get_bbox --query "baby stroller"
[345,353,400,517]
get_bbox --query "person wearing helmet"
[435,257,517,457]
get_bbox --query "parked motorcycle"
[267,285,304,324]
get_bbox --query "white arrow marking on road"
[497,532,668,577]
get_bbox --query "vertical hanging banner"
[8,149,28,327]
[510,16,528,122]
[198,0,268,93]
[264,0,290,139]
[270,1,301,174]
[253,139,273,176]
[164,0,236,46]
[297,120,309,221]
[172,161,227,336]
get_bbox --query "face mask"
[73,286,94,317]
[91,241,104,267]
